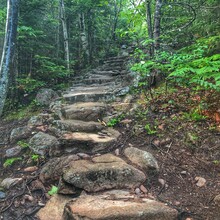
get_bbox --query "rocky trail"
[0,54,220,220]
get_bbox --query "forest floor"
[0,85,220,220]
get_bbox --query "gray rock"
[10,126,32,144]
[40,155,79,182]
[50,100,63,119]
[63,153,146,192]
[5,146,22,158]
[0,178,22,189]
[54,119,104,133]
[28,114,50,127]
[62,102,106,121]
[115,86,130,96]
[29,132,60,156]
[63,192,178,220]
[36,89,59,106]
[58,178,77,195]
[124,147,159,173]
[0,191,6,199]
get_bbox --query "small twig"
[166,142,173,153]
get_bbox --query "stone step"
[63,193,178,220]
[62,102,106,121]
[92,70,120,76]
[105,55,128,62]
[100,66,123,71]
[60,128,121,153]
[36,191,178,220]
[82,76,116,85]
[54,119,104,133]
[63,90,115,103]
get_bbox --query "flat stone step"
[62,102,107,121]
[92,70,120,76]
[63,192,178,220]
[100,66,123,71]
[61,128,121,153]
[54,119,104,132]
[62,154,146,192]
[83,76,115,85]
[63,90,115,103]
[105,55,128,61]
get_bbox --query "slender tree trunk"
[79,12,89,64]
[146,0,154,57]
[59,0,70,70]
[0,0,19,117]
[153,0,162,51]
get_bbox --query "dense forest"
[0,0,219,116]
[0,1,220,219]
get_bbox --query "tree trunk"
[79,12,89,64]
[0,0,19,117]
[145,0,154,57]
[59,0,70,70]
[153,0,162,51]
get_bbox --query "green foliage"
[31,154,41,162]
[17,77,45,94]
[34,55,69,81]
[132,36,220,92]
[17,140,29,148]
[107,114,125,127]
[144,123,157,135]
[182,109,207,122]
[3,157,22,168]
[48,185,58,196]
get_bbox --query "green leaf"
[48,186,58,196]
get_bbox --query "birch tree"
[0,0,19,116]
[59,0,70,70]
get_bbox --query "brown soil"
[0,87,220,220]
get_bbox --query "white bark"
[0,0,19,116]
[60,0,70,70]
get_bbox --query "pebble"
[195,176,206,187]
[115,148,120,156]
[135,188,141,196]
[158,178,166,186]
[0,178,22,189]
[24,166,38,172]
[140,185,148,194]
[77,153,90,159]
[0,191,6,199]
[24,194,34,202]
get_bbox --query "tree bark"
[79,12,89,64]
[153,0,162,51]
[145,0,154,57]
[0,0,19,117]
[59,0,70,70]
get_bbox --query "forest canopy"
[0,0,219,116]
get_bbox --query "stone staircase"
[36,55,178,219]
[3,55,178,219]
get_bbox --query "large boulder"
[124,147,159,173]
[29,132,60,156]
[62,153,146,192]
[63,192,178,220]
[36,88,59,106]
